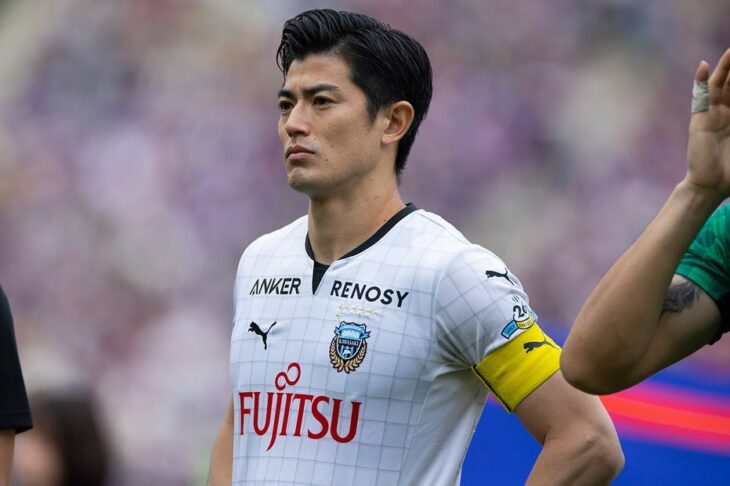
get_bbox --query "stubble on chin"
[287,170,342,200]
[286,169,319,196]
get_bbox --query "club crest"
[330,322,371,373]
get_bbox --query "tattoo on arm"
[661,280,700,315]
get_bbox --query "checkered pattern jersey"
[229,208,560,485]
[676,204,730,342]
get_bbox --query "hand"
[685,48,730,202]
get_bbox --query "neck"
[307,181,404,265]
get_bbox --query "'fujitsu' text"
[238,363,361,451]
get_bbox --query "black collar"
[305,203,418,263]
[307,203,418,293]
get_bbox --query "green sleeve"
[675,204,730,342]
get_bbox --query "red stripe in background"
[601,382,730,455]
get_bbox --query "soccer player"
[561,48,730,394]
[208,9,623,485]
[0,285,33,486]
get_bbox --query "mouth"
[285,145,314,160]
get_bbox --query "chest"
[230,260,439,395]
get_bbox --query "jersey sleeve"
[434,245,560,412]
[675,204,730,342]
[0,286,33,433]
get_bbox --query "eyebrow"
[277,83,341,99]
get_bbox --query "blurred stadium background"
[0,0,728,484]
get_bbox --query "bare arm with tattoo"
[661,279,702,315]
[562,48,730,394]
[568,272,720,394]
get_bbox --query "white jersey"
[230,205,560,485]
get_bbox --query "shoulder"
[683,203,730,263]
[406,209,470,243]
[406,209,509,272]
[0,284,7,311]
[234,216,308,275]
[701,204,730,234]
[0,284,19,350]
[0,285,12,336]
[712,203,730,219]
[240,215,308,257]
[692,204,730,245]
[400,209,479,258]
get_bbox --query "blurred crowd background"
[1,0,729,484]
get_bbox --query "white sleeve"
[435,245,560,412]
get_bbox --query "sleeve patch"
[472,324,560,413]
[500,295,537,339]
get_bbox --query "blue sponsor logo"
[501,321,519,339]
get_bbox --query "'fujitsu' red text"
[238,362,362,451]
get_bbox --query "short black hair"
[276,9,433,176]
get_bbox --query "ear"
[381,101,415,146]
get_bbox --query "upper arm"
[207,398,234,486]
[225,396,234,426]
[0,429,14,486]
[435,246,561,412]
[514,370,623,485]
[630,275,721,382]
[218,396,234,440]
[515,370,616,445]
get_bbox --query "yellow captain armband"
[472,324,561,413]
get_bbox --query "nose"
[284,103,310,138]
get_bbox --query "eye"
[278,100,293,113]
[313,96,333,106]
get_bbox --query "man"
[209,9,623,485]
[0,285,33,486]
[561,49,730,394]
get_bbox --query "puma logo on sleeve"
[485,268,514,285]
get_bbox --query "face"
[277,54,388,197]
